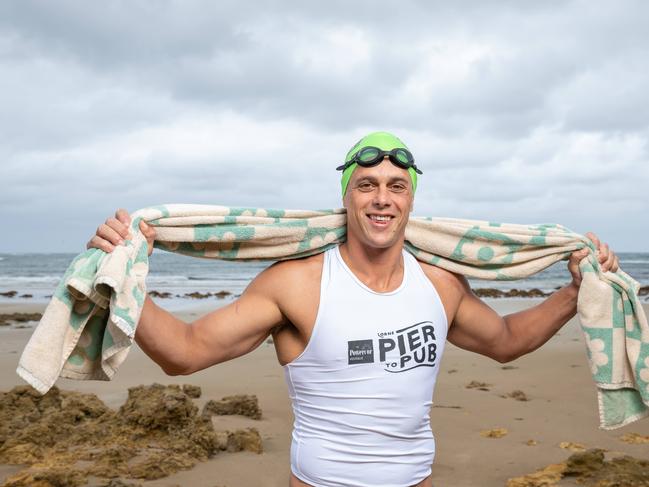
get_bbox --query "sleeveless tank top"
[283,245,449,487]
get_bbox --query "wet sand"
[1,299,648,487]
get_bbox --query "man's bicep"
[447,276,509,361]
[186,269,285,373]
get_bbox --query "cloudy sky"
[1,1,647,253]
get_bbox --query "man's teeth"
[370,215,392,221]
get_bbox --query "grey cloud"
[0,1,246,68]
[3,0,648,138]
[1,0,648,252]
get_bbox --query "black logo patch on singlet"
[347,339,375,364]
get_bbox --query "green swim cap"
[340,131,418,196]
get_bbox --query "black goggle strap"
[336,147,422,174]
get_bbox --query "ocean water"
[1,251,647,309]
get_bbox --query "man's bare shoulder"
[414,259,474,327]
[416,259,471,298]
[250,252,324,298]
[267,252,324,279]
[250,253,324,342]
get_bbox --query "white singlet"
[283,245,449,487]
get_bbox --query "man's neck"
[338,238,405,293]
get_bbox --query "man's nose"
[373,183,391,206]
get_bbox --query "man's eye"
[358,183,374,191]
[391,185,406,192]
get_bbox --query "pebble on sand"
[559,441,587,452]
[501,390,529,401]
[465,380,491,391]
[619,432,649,444]
[507,449,649,487]
[480,428,508,438]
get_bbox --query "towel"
[16,204,649,429]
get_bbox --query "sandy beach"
[1,299,648,487]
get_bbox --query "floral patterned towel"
[17,204,649,429]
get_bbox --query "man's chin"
[359,232,403,249]
[346,221,406,249]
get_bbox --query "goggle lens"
[358,147,381,163]
[394,149,411,165]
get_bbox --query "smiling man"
[88,131,619,487]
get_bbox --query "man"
[88,132,619,487]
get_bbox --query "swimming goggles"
[336,146,423,174]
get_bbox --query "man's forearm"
[134,295,192,375]
[503,283,579,360]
